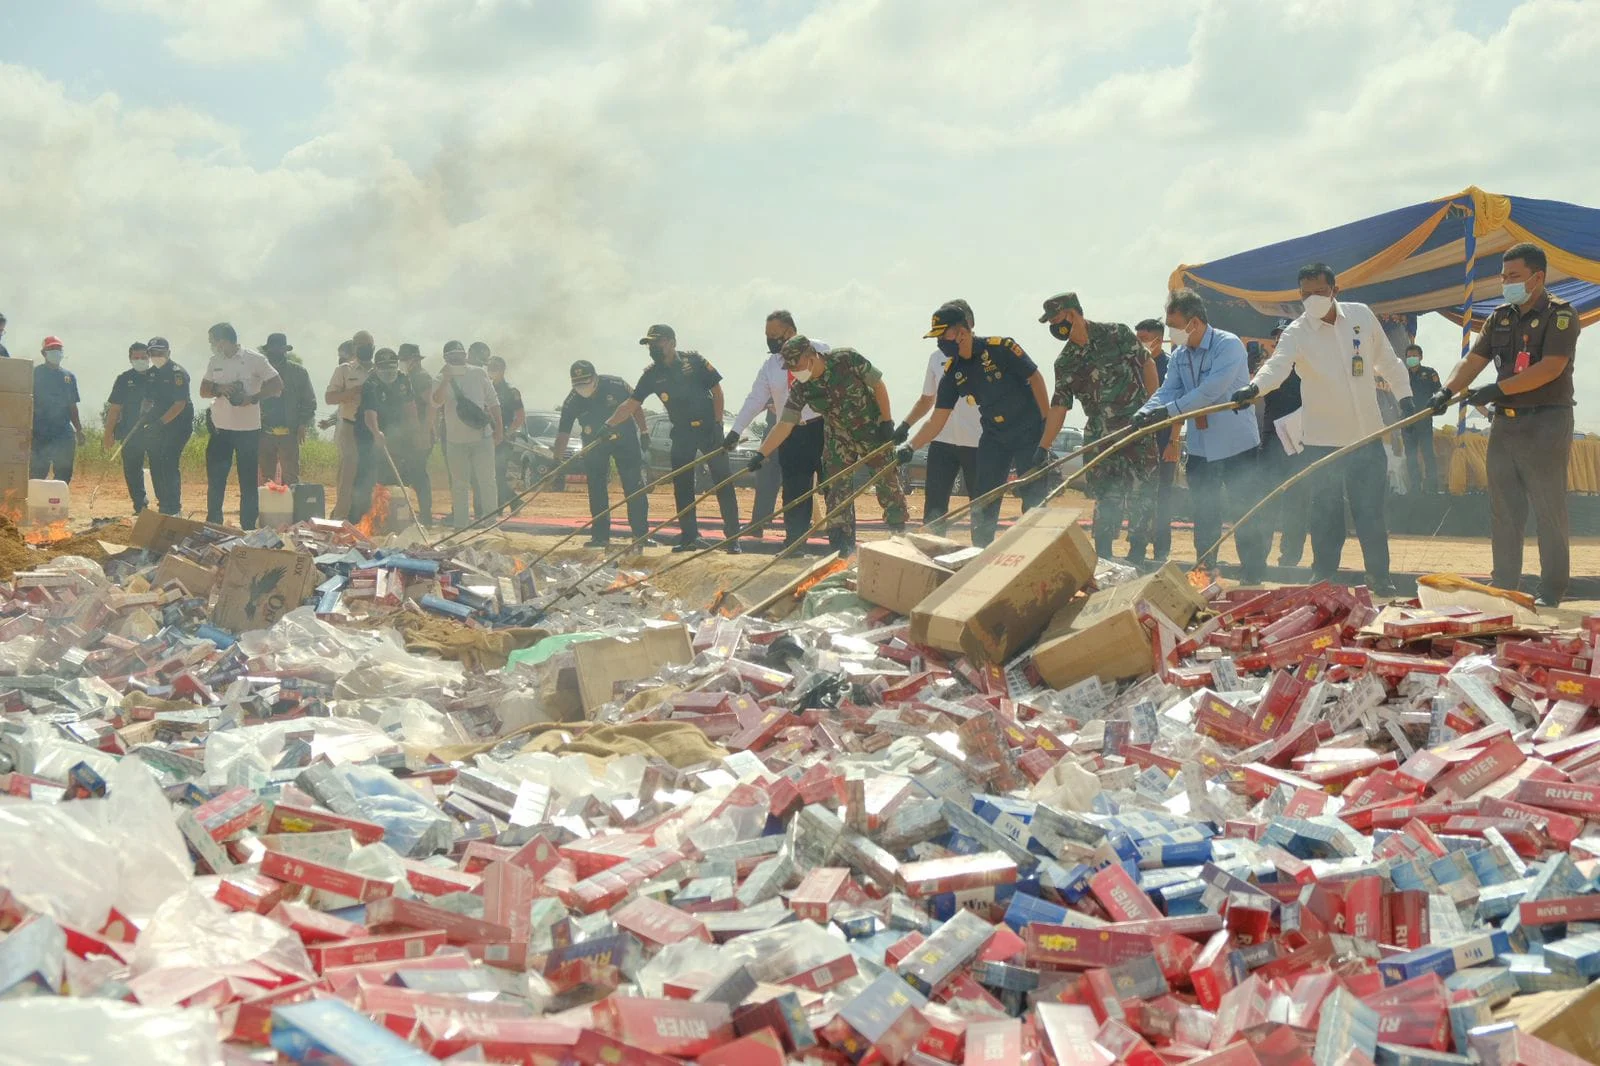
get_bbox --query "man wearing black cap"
[898,299,983,525]
[200,323,281,529]
[607,325,740,552]
[349,349,423,524]
[901,304,1051,546]
[557,360,650,546]
[104,342,154,513]
[398,344,435,521]
[141,337,193,514]
[258,333,317,487]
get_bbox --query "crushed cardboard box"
[1032,563,1208,689]
[572,621,694,713]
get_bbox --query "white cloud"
[4,0,1599,436]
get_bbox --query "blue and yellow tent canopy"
[1170,187,1600,341]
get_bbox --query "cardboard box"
[1032,565,1205,689]
[1492,981,1600,1063]
[129,511,232,552]
[212,547,320,634]
[857,538,955,615]
[0,393,32,431]
[155,553,219,597]
[0,358,33,395]
[0,463,29,513]
[909,507,1096,665]
[572,622,693,712]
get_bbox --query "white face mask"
[1302,294,1334,319]
[789,367,813,383]
[574,382,597,398]
[131,359,150,373]
[1166,324,1191,347]
[44,350,64,365]
[150,354,169,367]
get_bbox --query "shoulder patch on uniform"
[174,372,187,385]
[1555,310,1573,330]
[62,373,73,383]
[987,337,1004,346]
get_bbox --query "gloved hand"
[552,475,567,492]
[894,420,911,444]
[1130,407,1163,429]
[896,445,914,466]
[1428,388,1453,415]
[876,420,897,445]
[1398,396,1416,416]
[1230,383,1259,409]
[1465,381,1506,407]
[1032,446,1050,469]
[722,430,740,450]
[747,452,765,472]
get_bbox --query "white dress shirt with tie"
[1252,301,1412,448]
[731,340,830,435]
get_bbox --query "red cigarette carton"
[193,787,266,841]
[790,867,852,922]
[363,896,512,945]
[612,895,712,948]
[1089,864,1162,922]
[965,1019,1022,1066]
[260,850,395,903]
[593,997,735,1059]
[1431,735,1525,800]
[1024,925,1156,971]
[305,930,446,973]
[267,802,385,845]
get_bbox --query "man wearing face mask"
[349,349,424,525]
[30,336,84,483]
[752,336,908,552]
[1134,318,1181,561]
[398,344,435,521]
[141,337,193,515]
[556,360,650,547]
[486,356,526,508]
[431,339,502,527]
[607,325,741,553]
[1401,344,1441,495]
[257,333,317,487]
[468,341,491,369]
[325,332,375,520]
[1430,243,1581,607]
[728,311,830,546]
[902,304,1051,547]
[104,342,154,513]
[898,299,983,526]
[1037,292,1159,561]
[199,322,282,529]
[1231,264,1410,595]
[1132,290,1267,581]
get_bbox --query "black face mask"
[937,338,960,358]
[356,344,375,363]
[649,343,670,363]
[1048,318,1074,342]
[766,336,783,355]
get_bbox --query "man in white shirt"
[199,321,282,529]
[1233,263,1412,595]
[725,311,829,548]
[896,298,983,524]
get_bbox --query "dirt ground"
[59,475,1600,621]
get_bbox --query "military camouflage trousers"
[1084,428,1159,551]
[822,431,909,538]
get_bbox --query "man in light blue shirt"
[1131,289,1268,581]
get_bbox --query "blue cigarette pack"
[272,1000,440,1065]
[1003,892,1068,933]
[0,915,65,996]
[1378,930,1510,985]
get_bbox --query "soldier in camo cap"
[748,335,909,552]
[1039,291,1160,561]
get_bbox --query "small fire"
[25,520,72,546]
[1187,564,1213,589]
[356,485,391,539]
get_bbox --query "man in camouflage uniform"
[1038,292,1159,559]
[747,335,908,552]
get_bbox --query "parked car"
[643,413,764,489]
[503,411,585,494]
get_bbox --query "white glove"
[1386,450,1407,495]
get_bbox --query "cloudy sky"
[3,0,1597,432]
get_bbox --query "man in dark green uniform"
[31,336,84,482]
[751,336,908,552]
[607,324,740,553]
[1037,292,1159,560]
[350,349,423,524]
[902,303,1052,547]
[142,337,194,515]
[1402,343,1441,495]
[104,342,153,513]
[398,344,434,521]
[1431,242,1582,607]
[556,360,651,547]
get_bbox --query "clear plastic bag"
[0,999,223,1066]
[131,887,314,981]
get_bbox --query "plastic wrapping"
[0,999,222,1066]
[130,887,314,980]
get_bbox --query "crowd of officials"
[2,240,1581,604]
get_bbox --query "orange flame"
[1187,564,1213,589]
[25,520,72,546]
[356,485,391,539]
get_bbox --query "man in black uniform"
[1430,242,1582,607]
[487,355,526,508]
[350,349,423,524]
[142,337,194,515]
[1402,343,1441,495]
[607,324,740,553]
[31,336,84,482]
[104,341,154,513]
[555,360,650,547]
[398,344,435,521]
[901,303,1052,546]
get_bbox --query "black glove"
[552,475,567,492]
[894,420,911,445]
[1398,396,1416,416]
[876,420,896,445]
[1230,384,1259,410]
[1032,446,1050,469]
[1130,408,1163,429]
[722,430,740,450]
[747,452,765,472]
[1465,382,1506,407]
[1428,388,1453,416]
[896,445,914,466]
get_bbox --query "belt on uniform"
[1497,403,1563,419]
[266,427,290,436]
[341,417,356,424]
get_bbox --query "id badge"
[1514,350,1531,373]
[1351,354,1364,378]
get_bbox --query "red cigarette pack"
[305,930,446,973]
[1089,863,1162,922]
[612,895,713,948]
[363,896,512,945]
[260,850,395,903]
[267,802,385,845]
[593,996,735,1058]
[266,901,368,944]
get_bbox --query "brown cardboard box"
[0,358,33,395]
[155,553,220,597]
[211,548,320,633]
[129,511,237,553]
[0,463,28,514]
[573,622,694,713]
[1493,982,1600,1063]
[1032,564,1205,689]
[857,538,955,616]
[908,507,1096,666]
[0,393,32,429]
